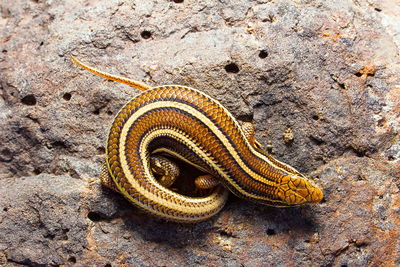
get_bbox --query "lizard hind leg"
[194,174,220,196]
[100,161,119,192]
[194,174,220,190]
[151,154,222,198]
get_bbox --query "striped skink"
[72,57,323,223]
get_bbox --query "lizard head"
[276,174,324,205]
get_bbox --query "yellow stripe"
[119,127,223,206]
[72,58,324,222]
[140,128,281,202]
[152,147,210,173]
[119,100,281,186]
[160,86,300,176]
[140,129,228,207]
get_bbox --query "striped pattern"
[72,57,323,223]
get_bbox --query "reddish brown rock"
[0,0,399,266]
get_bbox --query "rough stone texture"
[0,0,399,266]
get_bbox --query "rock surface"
[0,0,399,266]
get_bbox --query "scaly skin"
[72,56,324,223]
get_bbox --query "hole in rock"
[258,50,268,58]
[88,211,102,222]
[93,108,100,115]
[63,93,72,101]
[225,63,240,73]
[21,94,37,105]
[141,31,152,39]
[354,150,365,157]
[68,256,76,263]
[51,141,68,149]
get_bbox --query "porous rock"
[0,0,399,266]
